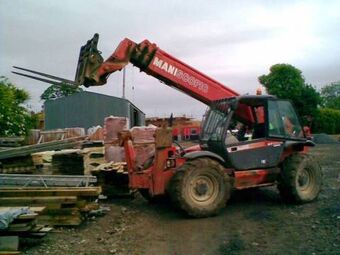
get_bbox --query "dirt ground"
[23,144,339,255]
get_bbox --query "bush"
[0,76,37,136]
[313,108,340,134]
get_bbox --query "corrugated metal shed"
[44,91,145,130]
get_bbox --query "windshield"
[200,102,231,144]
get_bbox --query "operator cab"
[200,95,306,170]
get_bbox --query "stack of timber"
[49,144,105,176]
[91,162,130,197]
[82,146,105,175]
[0,158,35,174]
[0,183,102,226]
[0,206,51,254]
[0,137,86,174]
[31,151,55,175]
[0,174,97,188]
[51,149,84,175]
[0,136,86,160]
[0,137,24,149]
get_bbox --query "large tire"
[169,158,231,218]
[278,153,322,203]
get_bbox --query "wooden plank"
[0,196,77,205]
[15,213,38,220]
[37,227,53,232]
[0,187,102,197]
[0,207,45,213]
[0,136,86,160]
[0,225,52,237]
[7,222,35,232]
[37,215,82,226]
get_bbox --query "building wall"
[128,102,145,127]
[45,91,145,130]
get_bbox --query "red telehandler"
[14,34,322,217]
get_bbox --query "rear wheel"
[169,158,231,217]
[278,153,322,203]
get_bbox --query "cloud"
[1,0,340,117]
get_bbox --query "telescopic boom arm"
[76,34,239,106]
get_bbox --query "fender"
[184,151,225,165]
[284,140,315,151]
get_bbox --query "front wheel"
[169,158,231,218]
[278,153,322,203]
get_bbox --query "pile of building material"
[0,187,102,226]
[0,137,25,149]
[30,142,106,176]
[0,206,51,254]
[27,128,85,145]
[91,162,129,197]
[87,120,157,196]
[0,174,97,187]
[0,174,101,226]
[0,136,86,160]
[0,116,159,203]
[51,149,84,175]
[130,125,157,168]
[31,150,55,174]
[101,119,157,167]
[103,116,128,162]
[0,136,86,174]
[82,146,106,175]
[88,126,104,141]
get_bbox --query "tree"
[40,83,83,100]
[0,76,37,136]
[313,108,340,134]
[258,64,321,125]
[320,82,340,110]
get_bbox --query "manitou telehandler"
[13,34,322,217]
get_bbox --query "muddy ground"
[23,144,339,255]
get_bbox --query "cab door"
[226,139,284,170]
[226,100,284,170]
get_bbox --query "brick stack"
[130,125,157,167]
[103,116,129,163]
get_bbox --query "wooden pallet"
[82,147,105,175]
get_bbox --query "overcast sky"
[1,0,340,118]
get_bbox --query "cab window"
[268,100,304,139]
